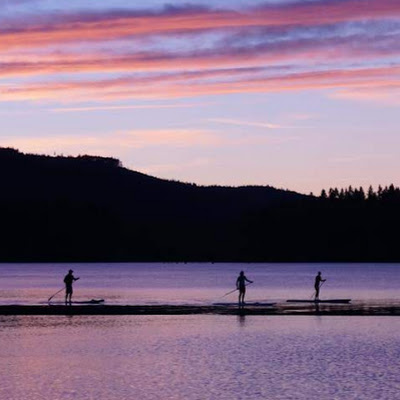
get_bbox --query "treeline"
[0,147,122,168]
[237,183,400,262]
[320,184,400,202]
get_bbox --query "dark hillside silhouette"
[0,148,399,262]
[0,148,303,261]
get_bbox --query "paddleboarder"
[236,271,253,306]
[64,269,80,305]
[314,271,326,300]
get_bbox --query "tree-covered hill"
[1,147,399,262]
[0,148,303,261]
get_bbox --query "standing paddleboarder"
[64,269,80,305]
[236,271,253,307]
[314,271,326,300]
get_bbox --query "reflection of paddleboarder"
[314,271,326,300]
[236,271,253,306]
[64,269,80,305]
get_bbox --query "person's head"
[68,269,74,274]
[318,271,321,275]
[240,271,244,276]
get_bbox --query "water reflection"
[237,314,246,327]
[0,315,399,400]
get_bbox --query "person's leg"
[242,288,246,304]
[239,290,244,306]
[315,286,319,300]
[65,287,72,305]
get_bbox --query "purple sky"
[1,0,400,194]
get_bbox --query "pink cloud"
[1,0,400,51]
[50,103,205,113]
[1,1,399,105]
[1,31,399,79]
[2,65,400,103]
[331,85,400,105]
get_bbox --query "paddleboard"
[286,299,351,304]
[48,299,105,305]
[213,302,276,307]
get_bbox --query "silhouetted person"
[64,269,79,305]
[236,271,253,306]
[314,271,326,300]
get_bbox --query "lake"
[1,263,399,399]
[0,315,399,399]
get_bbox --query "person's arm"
[73,277,80,281]
[236,277,240,289]
[245,277,253,284]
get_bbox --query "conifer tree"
[367,185,377,201]
[359,186,365,201]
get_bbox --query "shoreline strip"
[0,304,400,316]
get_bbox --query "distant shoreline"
[1,303,400,316]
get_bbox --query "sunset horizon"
[2,3,400,399]
[2,0,399,194]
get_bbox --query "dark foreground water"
[0,263,399,305]
[1,315,399,400]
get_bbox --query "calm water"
[1,315,400,400]
[0,263,399,305]
[1,264,400,399]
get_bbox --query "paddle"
[221,282,253,298]
[310,280,325,299]
[48,277,80,303]
[48,287,65,303]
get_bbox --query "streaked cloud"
[331,86,400,105]
[50,103,206,113]
[2,65,400,103]
[209,118,285,129]
[1,1,400,51]
[0,0,398,105]
[1,30,399,79]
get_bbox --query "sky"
[1,0,400,194]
